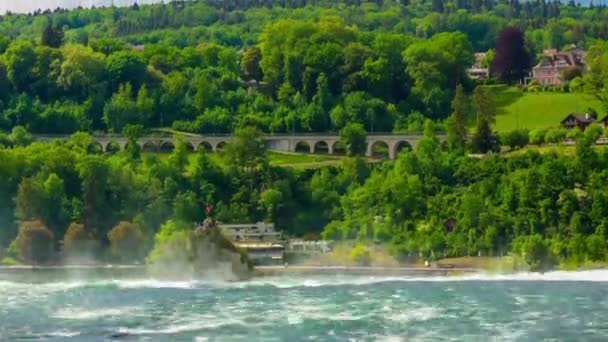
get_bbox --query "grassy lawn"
[505,144,608,157]
[142,150,346,169]
[267,151,342,167]
[482,85,604,132]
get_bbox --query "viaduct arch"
[34,133,445,160]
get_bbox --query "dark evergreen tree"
[432,0,445,12]
[471,86,499,153]
[40,23,64,48]
[447,84,468,150]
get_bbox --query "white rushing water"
[1,269,608,341]
[2,269,608,291]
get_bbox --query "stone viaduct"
[35,133,445,160]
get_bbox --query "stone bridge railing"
[34,133,446,160]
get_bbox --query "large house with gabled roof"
[533,48,586,86]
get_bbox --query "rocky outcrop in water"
[188,219,253,280]
[147,219,253,281]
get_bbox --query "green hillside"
[487,86,604,132]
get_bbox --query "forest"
[0,0,607,135]
[2,1,608,270]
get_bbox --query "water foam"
[1,269,607,293]
[116,317,248,335]
[53,307,140,320]
[387,307,443,323]
[237,270,608,288]
[42,330,81,338]
[112,279,199,289]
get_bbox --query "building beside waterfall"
[218,222,285,265]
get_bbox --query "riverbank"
[0,264,477,281]
[254,265,477,277]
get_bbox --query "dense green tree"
[108,221,145,262]
[471,86,498,153]
[4,41,36,93]
[41,23,64,48]
[123,124,145,160]
[57,44,106,101]
[15,220,55,265]
[9,126,32,146]
[339,122,367,156]
[447,84,468,150]
[78,156,111,239]
[224,126,269,194]
[404,32,473,119]
[106,51,146,92]
[103,83,140,132]
[240,47,263,82]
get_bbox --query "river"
[1,270,608,341]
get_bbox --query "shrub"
[9,126,32,147]
[63,223,98,262]
[562,66,583,82]
[586,234,607,262]
[544,127,567,144]
[147,219,191,264]
[512,234,556,272]
[529,128,546,146]
[147,229,190,265]
[107,221,145,263]
[0,132,12,147]
[566,128,583,141]
[15,220,55,265]
[500,129,529,150]
[349,244,371,266]
[568,77,585,92]
[584,123,603,142]
[0,257,17,266]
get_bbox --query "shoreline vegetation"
[3,129,608,275]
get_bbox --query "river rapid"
[1,270,608,341]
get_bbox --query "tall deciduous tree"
[472,86,496,126]
[224,126,269,192]
[57,44,106,101]
[123,124,144,160]
[106,51,146,92]
[78,156,111,239]
[4,41,36,93]
[103,83,139,132]
[240,47,263,82]
[492,27,531,84]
